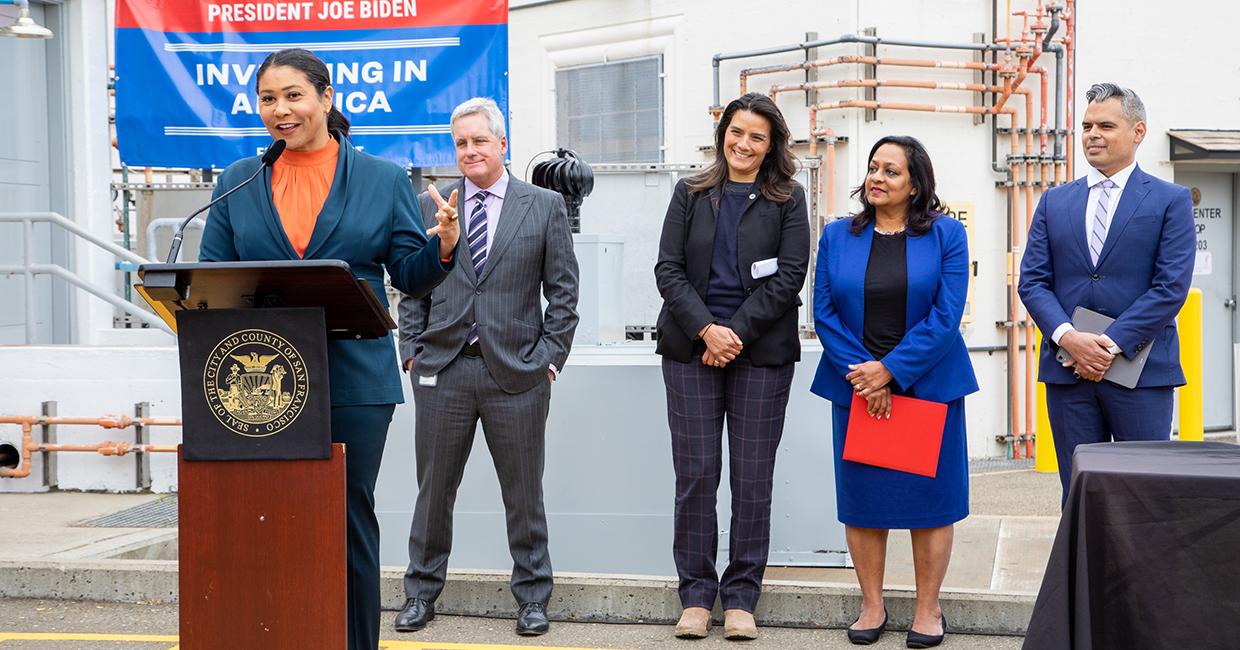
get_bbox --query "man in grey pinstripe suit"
[394,97,580,637]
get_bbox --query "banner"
[115,1,508,168]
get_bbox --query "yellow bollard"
[1033,329,1058,473]
[1177,288,1204,442]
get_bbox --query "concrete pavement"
[0,598,1026,649]
[0,466,1063,638]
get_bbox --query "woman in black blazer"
[654,93,810,640]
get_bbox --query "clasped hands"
[1058,330,1116,382]
[847,360,894,419]
[425,184,462,259]
[699,323,743,368]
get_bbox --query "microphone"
[165,139,288,263]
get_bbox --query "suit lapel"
[841,221,874,337]
[259,163,300,260]
[1095,167,1151,269]
[452,179,479,285]
[688,186,721,290]
[302,136,351,259]
[477,178,532,284]
[904,226,934,331]
[1064,178,1092,266]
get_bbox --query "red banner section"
[117,0,506,33]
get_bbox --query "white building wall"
[58,0,129,346]
[507,0,1240,458]
[1074,1,1240,178]
[511,0,1029,457]
[6,0,1238,492]
[0,347,182,493]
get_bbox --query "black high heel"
[906,612,947,649]
[846,608,888,645]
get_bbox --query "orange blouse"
[271,137,339,257]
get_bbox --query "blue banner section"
[115,25,508,168]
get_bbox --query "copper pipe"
[998,25,1055,457]
[748,54,1012,96]
[1056,0,1076,179]
[773,78,1033,99]
[1021,80,1038,454]
[0,415,181,429]
[1022,90,1037,458]
[0,414,182,479]
[1000,36,1044,459]
[1008,124,1022,459]
[766,53,1046,192]
[826,131,836,218]
[811,128,839,218]
[993,53,1032,114]
[0,422,35,478]
[1032,64,1049,187]
[755,18,1061,456]
[39,442,178,456]
[806,101,1020,251]
[1013,9,1062,455]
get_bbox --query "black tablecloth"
[1024,441,1240,649]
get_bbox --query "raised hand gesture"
[425,183,461,259]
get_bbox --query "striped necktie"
[466,191,489,344]
[1089,179,1116,266]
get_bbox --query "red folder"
[842,393,948,478]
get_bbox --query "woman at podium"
[199,48,458,650]
[809,136,977,648]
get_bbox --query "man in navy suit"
[1019,83,1195,504]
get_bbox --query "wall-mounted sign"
[115,1,509,168]
[942,202,976,325]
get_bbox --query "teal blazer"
[199,135,451,406]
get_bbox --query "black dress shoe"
[906,613,947,649]
[393,598,435,632]
[515,602,550,636]
[846,608,888,645]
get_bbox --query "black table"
[1024,441,1240,649]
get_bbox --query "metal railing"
[145,217,203,262]
[0,212,174,340]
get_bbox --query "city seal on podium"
[202,329,310,438]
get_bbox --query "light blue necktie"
[1089,179,1116,266]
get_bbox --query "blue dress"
[831,396,969,529]
[810,216,978,529]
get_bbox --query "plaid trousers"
[662,356,795,612]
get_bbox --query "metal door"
[1176,171,1235,429]
[0,2,62,343]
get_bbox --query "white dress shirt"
[1049,160,1138,352]
[463,169,509,257]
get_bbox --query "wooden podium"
[177,444,346,647]
[137,260,396,649]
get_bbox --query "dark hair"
[256,48,350,137]
[1084,82,1146,123]
[849,135,944,236]
[687,93,799,203]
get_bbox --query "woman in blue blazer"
[199,49,456,650]
[810,136,977,648]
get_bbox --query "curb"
[0,561,1034,635]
